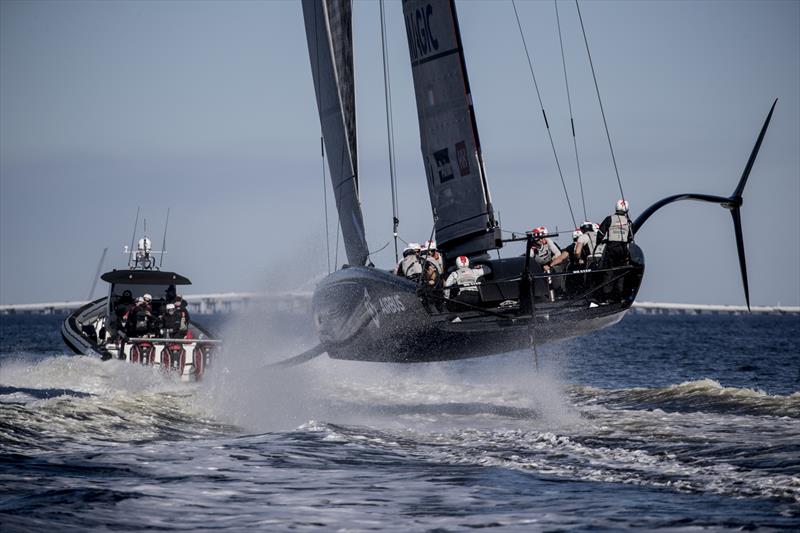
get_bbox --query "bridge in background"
[1,293,797,316]
[0,292,311,316]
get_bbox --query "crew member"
[572,221,601,268]
[564,229,589,295]
[396,243,423,281]
[564,229,587,268]
[598,199,633,268]
[444,256,490,310]
[421,240,444,275]
[529,226,566,273]
[597,199,634,301]
[530,226,570,296]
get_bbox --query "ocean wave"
[302,420,800,505]
[572,378,800,418]
[0,355,232,453]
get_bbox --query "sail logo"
[455,141,470,176]
[405,3,439,62]
[433,148,455,183]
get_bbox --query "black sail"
[303,0,370,267]
[402,0,500,257]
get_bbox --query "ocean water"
[1,311,799,531]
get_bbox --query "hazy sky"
[1,0,798,306]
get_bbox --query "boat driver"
[159,303,185,338]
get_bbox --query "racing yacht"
[294,0,774,364]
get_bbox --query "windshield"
[110,283,176,302]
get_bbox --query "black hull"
[312,251,644,363]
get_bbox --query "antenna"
[160,208,170,268]
[87,247,108,300]
[127,207,140,267]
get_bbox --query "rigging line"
[512,0,577,229]
[575,0,626,203]
[380,0,400,264]
[334,218,341,269]
[334,142,347,270]
[321,137,331,274]
[368,240,392,256]
[555,0,587,222]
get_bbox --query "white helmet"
[572,228,582,240]
[615,199,629,213]
[455,256,469,269]
[143,293,152,302]
[424,239,437,251]
[403,242,421,256]
[166,303,175,312]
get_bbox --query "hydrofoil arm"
[632,98,777,311]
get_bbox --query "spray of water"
[196,290,581,434]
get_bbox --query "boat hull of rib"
[62,297,218,381]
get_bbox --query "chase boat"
[61,235,220,381]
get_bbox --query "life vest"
[584,231,602,258]
[531,240,558,266]
[400,254,423,278]
[446,267,481,292]
[131,306,150,333]
[162,313,182,337]
[607,214,631,243]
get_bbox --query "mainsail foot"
[633,99,777,310]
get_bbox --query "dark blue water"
[1,312,799,531]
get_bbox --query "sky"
[1,0,798,306]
